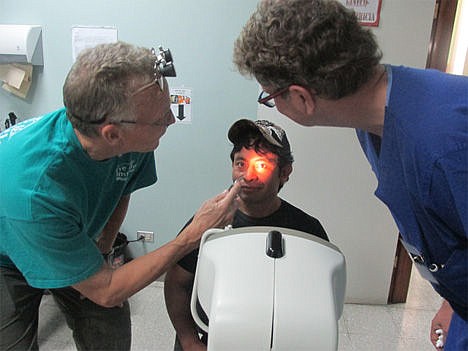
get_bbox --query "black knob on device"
[266,230,284,258]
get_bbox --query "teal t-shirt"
[0,108,157,288]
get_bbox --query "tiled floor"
[338,270,442,350]
[38,270,442,350]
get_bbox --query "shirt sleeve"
[123,152,157,195]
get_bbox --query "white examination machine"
[191,226,346,350]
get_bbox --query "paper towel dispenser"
[0,25,43,65]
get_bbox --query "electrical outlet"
[137,230,154,243]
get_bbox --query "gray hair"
[233,0,382,99]
[63,41,155,136]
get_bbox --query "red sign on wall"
[338,0,383,27]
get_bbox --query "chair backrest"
[191,226,346,351]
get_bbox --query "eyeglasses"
[258,86,290,108]
[73,109,173,127]
[116,110,174,127]
[116,118,166,128]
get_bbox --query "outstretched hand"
[192,180,242,230]
[179,181,241,248]
[430,300,453,349]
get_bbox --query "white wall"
[259,0,436,304]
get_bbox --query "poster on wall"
[170,87,192,124]
[71,26,118,62]
[338,0,382,27]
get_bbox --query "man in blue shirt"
[233,1,467,350]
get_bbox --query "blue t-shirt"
[0,108,157,288]
[357,65,468,320]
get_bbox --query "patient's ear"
[280,163,293,184]
[289,85,316,115]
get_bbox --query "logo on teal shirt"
[116,160,137,181]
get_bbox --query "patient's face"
[232,147,281,206]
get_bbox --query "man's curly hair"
[233,0,382,99]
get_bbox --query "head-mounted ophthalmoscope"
[131,45,176,95]
[153,45,176,78]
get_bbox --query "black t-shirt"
[177,199,328,274]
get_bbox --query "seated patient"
[164,118,329,351]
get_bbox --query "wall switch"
[137,230,154,243]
